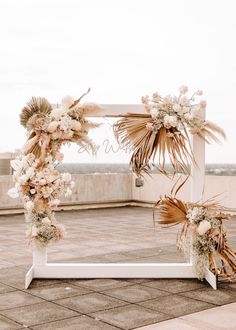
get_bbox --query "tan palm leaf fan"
[114,114,193,176]
[154,191,236,281]
[113,87,226,177]
[20,97,53,158]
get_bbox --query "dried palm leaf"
[114,114,194,176]
[201,121,226,144]
[20,97,52,128]
[154,195,188,226]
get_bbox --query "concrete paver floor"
[0,206,235,329]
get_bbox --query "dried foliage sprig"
[114,86,225,177]
[154,194,236,282]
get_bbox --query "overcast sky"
[0,0,235,163]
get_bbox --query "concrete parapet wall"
[132,174,236,209]
[0,173,235,210]
[0,174,132,209]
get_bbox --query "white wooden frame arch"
[25,104,217,289]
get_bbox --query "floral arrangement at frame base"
[154,192,236,282]
[114,86,225,177]
[8,88,101,246]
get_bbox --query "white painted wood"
[25,266,34,289]
[190,110,217,289]
[100,104,145,116]
[190,110,206,203]
[33,263,196,278]
[205,268,217,290]
[25,104,217,289]
[33,245,47,266]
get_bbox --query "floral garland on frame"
[114,86,225,177]
[8,89,100,245]
[154,195,236,281]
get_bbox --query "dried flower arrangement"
[154,194,236,281]
[8,89,100,245]
[114,86,225,176]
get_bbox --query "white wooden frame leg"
[24,104,217,289]
[190,110,217,289]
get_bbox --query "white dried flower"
[49,199,60,206]
[51,108,66,121]
[31,226,38,236]
[10,159,23,172]
[71,120,82,131]
[47,121,59,133]
[18,175,28,185]
[197,220,211,235]
[25,201,34,211]
[25,167,35,179]
[179,85,188,94]
[163,115,178,129]
[7,187,19,199]
[173,104,181,113]
[62,173,72,183]
[196,89,203,96]
[42,217,51,225]
[152,92,161,101]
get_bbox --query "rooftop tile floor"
[0,206,235,329]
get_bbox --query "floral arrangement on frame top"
[114,85,225,177]
[8,89,100,245]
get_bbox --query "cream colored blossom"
[47,121,59,133]
[152,92,161,101]
[197,220,211,235]
[39,179,47,186]
[49,199,60,206]
[42,217,51,225]
[62,173,72,183]
[173,104,181,113]
[25,201,34,211]
[179,85,188,94]
[51,108,66,120]
[10,159,23,172]
[196,89,203,96]
[163,115,178,129]
[71,120,82,131]
[55,152,64,162]
[7,187,19,198]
